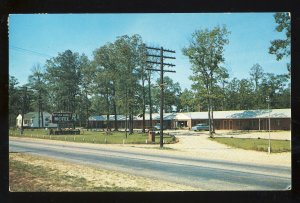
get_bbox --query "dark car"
[191,123,209,131]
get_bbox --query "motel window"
[277,119,280,126]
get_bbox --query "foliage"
[9,28,291,131]
[9,76,22,127]
[179,89,197,112]
[152,76,181,113]
[27,64,49,128]
[44,50,83,113]
[269,12,291,75]
[182,25,230,134]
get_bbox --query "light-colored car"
[191,123,209,131]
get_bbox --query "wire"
[9,45,54,58]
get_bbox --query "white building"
[16,112,58,128]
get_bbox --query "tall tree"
[9,76,21,127]
[113,35,145,134]
[249,64,264,92]
[28,64,48,128]
[93,43,117,130]
[45,50,82,113]
[269,12,291,75]
[249,63,264,108]
[78,54,94,128]
[183,25,230,136]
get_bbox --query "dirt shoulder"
[9,152,200,191]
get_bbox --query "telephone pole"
[146,46,176,148]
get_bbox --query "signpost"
[50,112,80,135]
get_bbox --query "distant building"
[16,112,58,129]
[88,108,291,131]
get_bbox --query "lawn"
[210,137,291,153]
[9,129,177,144]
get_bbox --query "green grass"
[210,137,291,153]
[9,129,176,144]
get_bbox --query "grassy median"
[210,137,291,153]
[9,129,176,144]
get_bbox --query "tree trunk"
[38,92,41,128]
[41,111,44,128]
[142,72,146,133]
[112,85,118,131]
[106,86,110,131]
[207,98,212,136]
[86,91,89,129]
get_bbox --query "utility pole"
[147,70,153,131]
[146,46,176,148]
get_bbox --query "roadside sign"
[52,112,76,123]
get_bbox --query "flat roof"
[89,109,290,121]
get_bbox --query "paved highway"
[9,138,291,191]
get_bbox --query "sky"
[9,13,290,90]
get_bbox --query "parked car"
[191,123,209,131]
[153,123,167,131]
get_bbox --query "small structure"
[16,112,57,129]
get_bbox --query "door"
[229,120,233,130]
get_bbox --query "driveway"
[162,130,291,167]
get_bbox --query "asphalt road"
[9,138,291,191]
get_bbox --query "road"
[9,138,291,191]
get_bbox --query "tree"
[78,54,94,128]
[249,64,264,108]
[27,64,49,128]
[269,12,291,75]
[153,76,181,113]
[183,25,230,136]
[114,35,145,133]
[9,76,21,127]
[237,79,255,110]
[258,73,289,109]
[179,89,197,112]
[249,64,264,92]
[93,43,117,130]
[44,50,82,113]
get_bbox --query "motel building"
[88,108,291,131]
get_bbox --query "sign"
[52,112,75,123]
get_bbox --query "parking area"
[165,129,291,140]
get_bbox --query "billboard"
[52,112,77,123]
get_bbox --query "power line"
[9,45,54,58]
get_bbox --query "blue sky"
[9,13,290,90]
